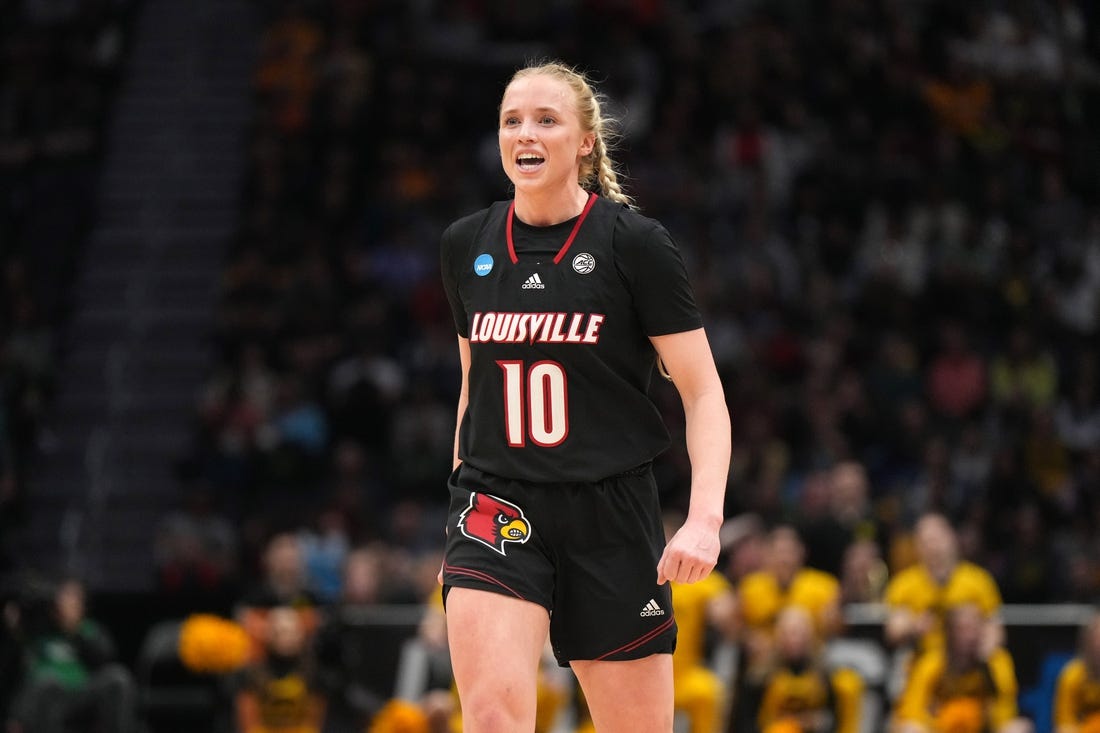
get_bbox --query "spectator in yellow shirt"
[730,525,842,733]
[894,604,1030,733]
[884,513,1002,654]
[752,606,863,733]
[235,606,326,733]
[1054,613,1100,733]
[738,526,842,669]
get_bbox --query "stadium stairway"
[20,0,258,592]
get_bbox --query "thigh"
[549,470,676,664]
[442,465,555,610]
[12,680,69,728]
[446,587,550,731]
[572,654,674,733]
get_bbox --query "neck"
[948,650,980,671]
[514,185,590,226]
[928,560,956,584]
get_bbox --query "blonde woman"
[438,61,730,732]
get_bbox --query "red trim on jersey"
[443,563,526,600]
[505,201,519,264]
[594,615,675,660]
[505,193,599,265]
[497,360,526,447]
[553,193,598,264]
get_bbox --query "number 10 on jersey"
[497,360,568,447]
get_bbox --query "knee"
[95,664,136,695]
[460,706,525,733]
[998,719,1034,733]
[10,678,65,719]
[18,678,66,703]
[458,689,534,733]
[891,721,927,733]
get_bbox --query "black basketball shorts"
[442,461,677,666]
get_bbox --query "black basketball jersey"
[440,193,703,483]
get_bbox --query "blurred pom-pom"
[934,697,984,733]
[367,699,430,733]
[764,718,802,733]
[177,613,252,674]
[1082,712,1100,733]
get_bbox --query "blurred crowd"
[178,0,1100,610]
[0,0,136,569]
[147,0,1100,730]
[3,508,1092,733]
[3,0,1100,731]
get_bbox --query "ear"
[579,132,595,157]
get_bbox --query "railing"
[134,603,1096,733]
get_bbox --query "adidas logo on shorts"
[639,599,665,617]
[521,273,546,290]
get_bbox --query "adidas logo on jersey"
[521,273,546,290]
[639,599,665,617]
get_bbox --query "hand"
[437,526,448,586]
[3,602,19,630]
[0,474,14,503]
[980,618,1004,660]
[915,611,936,635]
[657,516,720,584]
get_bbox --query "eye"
[539,116,556,125]
[502,116,520,127]
[496,512,510,524]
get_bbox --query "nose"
[517,119,537,142]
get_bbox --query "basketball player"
[438,61,731,733]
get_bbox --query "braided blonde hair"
[508,61,635,207]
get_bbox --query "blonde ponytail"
[592,136,632,206]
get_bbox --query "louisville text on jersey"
[469,311,605,345]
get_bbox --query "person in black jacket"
[5,576,136,733]
[313,546,389,733]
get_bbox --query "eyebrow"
[500,106,563,116]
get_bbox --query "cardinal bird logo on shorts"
[458,493,531,555]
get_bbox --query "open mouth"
[516,153,545,171]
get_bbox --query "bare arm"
[651,328,730,585]
[440,335,472,586]
[706,588,741,641]
[885,607,933,648]
[819,594,844,640]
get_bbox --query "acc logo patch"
[572,252,595,274]
[473,253,494,277]
[458,492,531,555]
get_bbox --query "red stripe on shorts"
[595,615,675,660]
[443,563,526,600]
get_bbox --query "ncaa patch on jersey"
[572,252,595,274]
[473,253,494,277]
